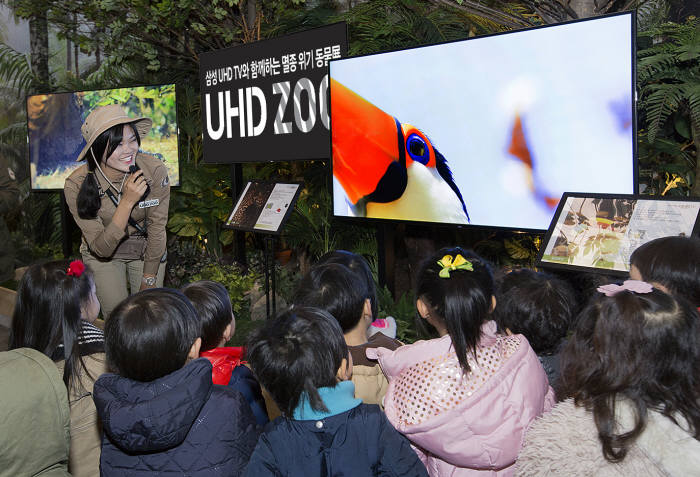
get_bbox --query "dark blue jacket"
[229,364,269,426]
[243,383,428,477]
[94,358,260,476]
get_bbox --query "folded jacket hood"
[93,358,213,453]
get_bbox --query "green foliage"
[377,286,418,344]
[339,0,499,56]
[637,19,699,195]
[0,43,36,92]
[189,263,258,316]
[471,232,541,268]
[9,0,313,81]
[167,162,235,256]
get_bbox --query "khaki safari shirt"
[63,153,170,276]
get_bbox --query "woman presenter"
[64,104,170,318]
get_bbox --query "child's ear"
[336,353,353,381]
[223,323,233,342]
[416,298,430,320]
[363,299,373,322]
[188,337,202,360]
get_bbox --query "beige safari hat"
[76,104,152,161]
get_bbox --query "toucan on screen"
[329,12,635,231]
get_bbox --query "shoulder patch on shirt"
[161,175,169,187]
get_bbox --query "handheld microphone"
[129,164,151,199]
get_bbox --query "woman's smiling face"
[104,124,139,173]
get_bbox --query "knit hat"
[75,104,152,162]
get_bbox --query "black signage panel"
[200,23,348,163]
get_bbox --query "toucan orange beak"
[331,79,401,205]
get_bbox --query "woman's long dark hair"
[560,289,700,462]
[416,247,494,375]
[77,122,141,219]
[9,260,96,394]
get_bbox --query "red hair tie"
[66,260,86,278]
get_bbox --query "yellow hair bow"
[437,254,473,278]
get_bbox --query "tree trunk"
[73,14,79,77]
[66,37,72,72]
[28,12,49,88]
[247,0,256,32]
[568,0,597,18]
[691,117,700,197]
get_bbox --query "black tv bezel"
[535,191,700,277]
[26,82,181,192]
[328,11,638,233]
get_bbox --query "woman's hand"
[121,170,148,206]
[139,274,157,291]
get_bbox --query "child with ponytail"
[369,247,555,476]
[9,259,107,477]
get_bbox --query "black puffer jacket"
[94,358,260,476]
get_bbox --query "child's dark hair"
[182,280,233,352]
[105,288,201,382]
[630,236,700,307]
[416,247,494,375]
[561,288,700,463]
[246,306,348,417]
[77,122,141,219]
[9,260,96,394]
[495,269,576,355]
[293,263,368,332]
[318,250,378,318]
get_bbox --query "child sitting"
[318,249,397,338]
[182,280,269,426]
[243,306,428,476]
[93,288,259,476]
[369,248,555,476]
[517,281,700,476]
[9,259,106,477]
[293,262,402,406]
[629,235,700,308]
[494,269,577,387]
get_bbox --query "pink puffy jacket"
[368,321,555,476]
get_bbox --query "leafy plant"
[377,286,419,344]
[189,263,258,317]
[167,162,235,256]
[637,18,700,195]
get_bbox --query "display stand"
[376,223,395,297]
[224,180,302,319]
[263,235,277,318]
[230,164,247,267]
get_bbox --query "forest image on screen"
[330,14,634,230]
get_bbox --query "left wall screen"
[28,83,179,190]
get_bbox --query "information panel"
[200,23,348,163]
[225,181,302,234]
[537,193,700,275]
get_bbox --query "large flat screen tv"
[330,12,635,231]
[27,83,179,190]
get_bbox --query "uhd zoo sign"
[200,23,348,163]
